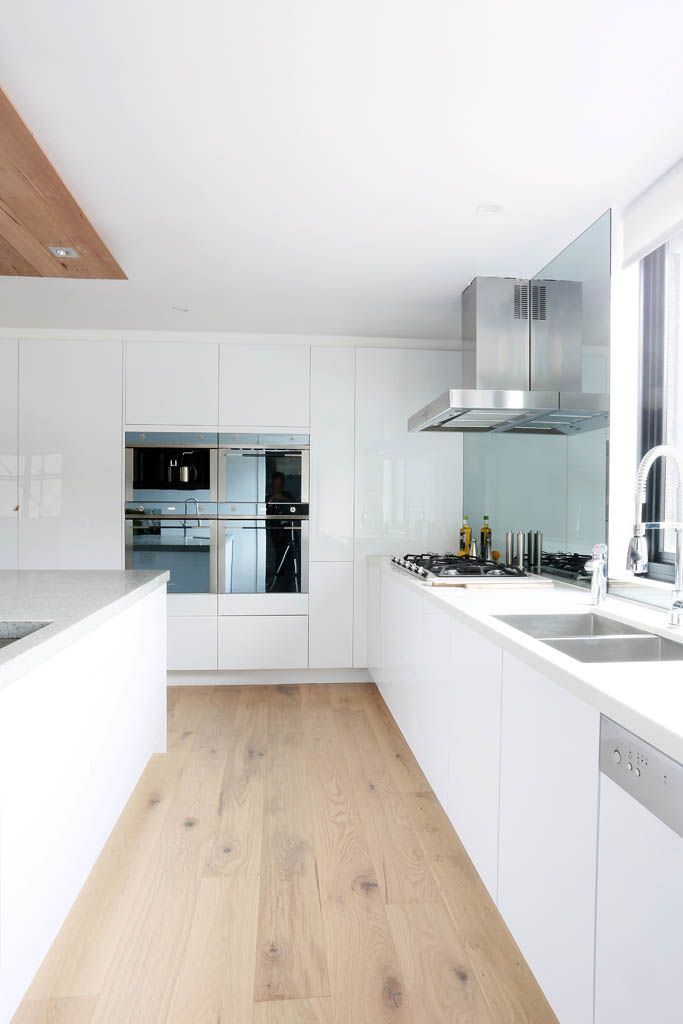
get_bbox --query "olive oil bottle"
[480,515,492,560]
[458,514,471,556]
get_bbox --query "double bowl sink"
[495,612,683,663]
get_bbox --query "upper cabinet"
[19,341,124,570]
[218,344,310,428]
[0,341,18,569]
[309,347,354,561]
[125,341,219,426]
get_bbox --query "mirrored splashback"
[462,210,611,578]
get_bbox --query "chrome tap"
[184,498,202,540]
[627,444,683,626]
[585,543,608,605]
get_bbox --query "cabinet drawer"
[168,616,218,670]
[218,616,308,670]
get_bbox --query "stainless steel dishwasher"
[595,717,683,1023]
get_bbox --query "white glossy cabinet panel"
[218,615,308,670]
[499,653,600,1024]
[19,341,123,570]
[414,603,455,810]
[168,616,218,670]
[218,593,308,616]
[125,341,219,426]
[219,344,310,428]
[595,775,683,1024]
[448,619,502,899]
[167,594,218,617]
[353,347,463,666]
[310,347,354,561]
[0,341,18,569]
[308,562,353,668]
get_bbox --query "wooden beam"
[0,88,126,279]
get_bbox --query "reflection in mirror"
[462,211,611,586]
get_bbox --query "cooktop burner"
[391,553,528,580]
[541,551,591,580]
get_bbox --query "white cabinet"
[353,347,463,666]
[414,603,455,810]
[308,562,353,668]
[310,347,354,561]
[125,341,219,426]
[595,775,683,1024]
[19,341,123,570]
[0,340,18,569]
[168,616,218,671]
[218,616,308,670]
[498,653,600,1024]
[219,344,310,429]
[448,619,502,899]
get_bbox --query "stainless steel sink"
[0,621,50,650]
[543,634,683,663]
[495,613,647,639]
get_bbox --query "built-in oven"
[125,432,218,502]
[125,503,218,594]
[217,434,310,595]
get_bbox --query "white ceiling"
[2,0,683,338]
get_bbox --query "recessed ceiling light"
[476,203,502,215]
[171,306,190,313]
[47,245,79,258]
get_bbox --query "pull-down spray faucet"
[627,444,683,626]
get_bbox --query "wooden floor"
[15,684,557,1023]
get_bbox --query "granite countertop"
[0,570,169,690]
[373,557,683,763]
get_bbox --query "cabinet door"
[310,347,354,561]
[353,347,463,666]
[499,653,600,1024]
[0,340,18,569]
[595,775,683,1024]
[449,620,502,899]
[19,341,123,570]
[414,603,455,808]
[219,344,310,429]
[168,616,218,671]
[308,562,353,668]
[218,616,308,669]
[125,341,219,426]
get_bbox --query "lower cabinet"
[167,616,218,671]
[448,620,502,900]
[308,562,353,669]
[498,652,600,1024]
[218,616,309,670]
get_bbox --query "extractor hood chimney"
[408,276,609,434]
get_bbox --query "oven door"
[217,517,309,594]
[125,514,218,594]
[218,443,310,513]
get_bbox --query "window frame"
[639,244,676,583]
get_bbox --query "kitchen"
[1,3,683,1022]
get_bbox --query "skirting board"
[168,668,372,686]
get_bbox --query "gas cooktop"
[541,551,591,580]
[391,553,529,582]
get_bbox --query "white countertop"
[0,570,169,691]
[373,557,683,763]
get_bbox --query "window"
[639,234,683,581]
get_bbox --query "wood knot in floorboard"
[382,977,404,1009]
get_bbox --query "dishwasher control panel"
[600,717,683,837]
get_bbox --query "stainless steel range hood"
[408,276,609,435]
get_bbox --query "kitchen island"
[0,570,169,1022]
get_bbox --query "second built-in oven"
[217,434,309,595]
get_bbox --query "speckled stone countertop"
[0,570,169,690]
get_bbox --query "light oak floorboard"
[252,998,332,1023]
[253,686,330,1002]
[166,875,260,1024]
[13,996,98,1024]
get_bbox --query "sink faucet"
[585,543,608,605]
[627,444,683,626]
